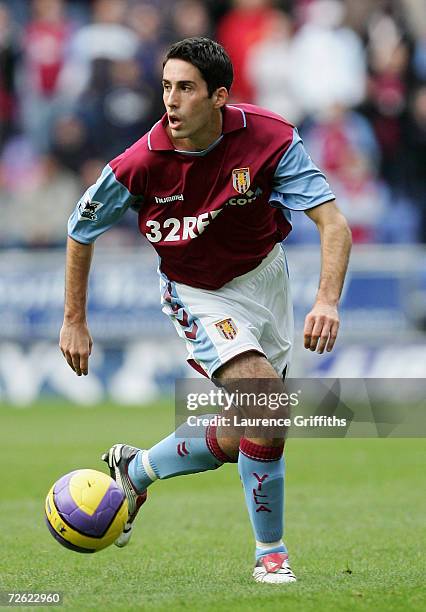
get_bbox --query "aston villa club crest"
[215,318,238,340]
[232,167,251,194]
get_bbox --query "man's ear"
[213,87,229,109]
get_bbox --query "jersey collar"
[147,105,247,152]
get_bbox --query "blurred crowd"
[0,0,425,247]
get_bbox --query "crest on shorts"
[215,318,238,340]
[232,168,251,194]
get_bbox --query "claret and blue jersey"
[68,104,335,289]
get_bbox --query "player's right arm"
[60,238,94,376]
[59,163,142,375]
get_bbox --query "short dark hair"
[163,37,233,97]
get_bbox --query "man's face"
[162,59,218,145]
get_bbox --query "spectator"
[247,10,302,124]
[342,0,381,36]
[217,0,279,102]
[171,0,212,40]
[402,86,426,241]
[60,0,139,101]
[49,112,94,174]
[302,104,388,242]
[2,153,80,247]
[0,2,19,147]
[290,0,366,117]
[128,3,166,89]
[399,0,426,42]
[78,57,157,160]
[0,0,424,247]
[360,6,415,187]
[20,0,72,152]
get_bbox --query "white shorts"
[160,244,294,378]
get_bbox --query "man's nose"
[167,88,179,108]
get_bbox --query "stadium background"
[0,0,425,403]
[0,2,425,610]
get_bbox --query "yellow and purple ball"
[45,469,128,553]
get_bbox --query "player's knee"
[215,434,239,463]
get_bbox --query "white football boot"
[102,444,148,547]
[253,552,297,584]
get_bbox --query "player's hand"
[59,321,93,376]
[304,302,339,354]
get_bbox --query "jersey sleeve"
[270,127,335,211]
[68,164,141,244]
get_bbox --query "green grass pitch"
[0,401,425,611]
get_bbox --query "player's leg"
[214,351,296,584]
[102,416,235,547]
[106,247,291,550]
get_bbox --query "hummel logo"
[154,194,184,204]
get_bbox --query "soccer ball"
[45,469,128,553]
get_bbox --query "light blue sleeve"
[270,128,335,212]
[68,164,140,244]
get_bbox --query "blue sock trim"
[145,451,161,479]
[128,450,153,492]
[255,543,287,560]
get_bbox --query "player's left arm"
[304,200,352,353]
[271,127,352,353]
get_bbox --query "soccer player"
[60,37,351,584]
